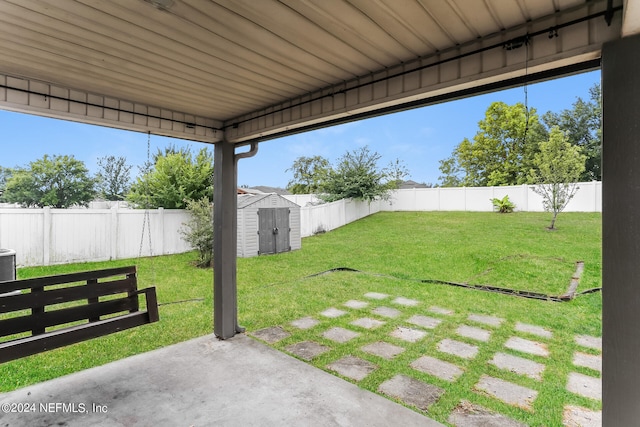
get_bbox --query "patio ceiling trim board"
[224,0,621,143]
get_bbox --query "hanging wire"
[138,131,156,285]
[523,35,530,143]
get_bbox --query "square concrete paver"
[429,306,454,316]
[563,405,602,427]
[321,307,347,318]
[468,314,504,327]
[490,352,545,381]
[573,352,602,373]
[515,322,552,339]
[327,356,376,381]
[407,315,442,329]
[361,342,405,359]
[567,372,601,400]
[378,374,445,411]
[504,336,549,357]
[475,375,538,410]
[344,300,369,309]
[323,327,360,343]
[438,339,479,359]
[411,355,464,382]
[393,296,420,306]
[456,325,491,342]
[372,306,402,318]
[448,401,527,427]
[285,341,330,361]
[390,326,427,343]
[575,335,602,351]
[364,292,389,300]
[290,317,320,330]
[251,326,291,344]
[351,317,385,329]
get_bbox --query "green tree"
[384,158,410,190]
[3,155,96,208]
[286,155,331,194]
[530,127,586,230]
[543,84,601,181]
[321,146,396,202]
[438,102,547,187]
[96,155,133,201]
[180,197,213,267]
[128,147,213,209]
[0,166,14,201]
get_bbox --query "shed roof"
[237,193,300,209]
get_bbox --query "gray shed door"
[258,208,290,255]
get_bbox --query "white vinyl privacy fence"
[1,182,601,267]
[0,207,191,267]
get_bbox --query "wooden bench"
[0,266,159,364]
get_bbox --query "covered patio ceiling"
[0,0,634,143]
[2,1,640,425]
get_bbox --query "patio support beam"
[602,32,640,425]
[213,137,258,339]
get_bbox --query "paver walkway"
[251,291,602,426]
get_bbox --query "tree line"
[438,84,600,187]
[0,146,213,209]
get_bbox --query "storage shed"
[237,194,301,258]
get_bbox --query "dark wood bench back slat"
[0,309,155,364]
[0,266,137,294]
[0,266,159,363]
[0,297,139,337]
[0,278,137,314]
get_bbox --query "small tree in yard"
[180,197,213,267]
[530,126,586,230]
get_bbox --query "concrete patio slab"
[437,339,479,359]
[251,326,291,343]
[407,315,442,329]
[573,352,602,373]
[350,317,386,329]
[364,292,389,300]
[575,335,602,351]
[410,355,464,382]
[378,374,445,412]
[563,405,602,427]
[456,325,491,342]
[489,352,545,381]
[290,316,320,330]
[390,326,427,343]
[448,400,527,427]
[504,336,549,357]
[467,314,504,327]
[320,307,347,318]
[361,342,405,359]
[515,322,552,339]
[372,306,402,318]
[393,296,420,306]
[474,375,538,410]
[567,372,602,400]
[323,327,360,343]
[344,300,369,309]
[0,335,444,426]
[285,341,330,361]
[327,356,377,381]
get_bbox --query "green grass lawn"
[0,211,601,425]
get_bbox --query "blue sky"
[1,70,599,188]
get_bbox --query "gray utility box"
[0,248,19,296]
